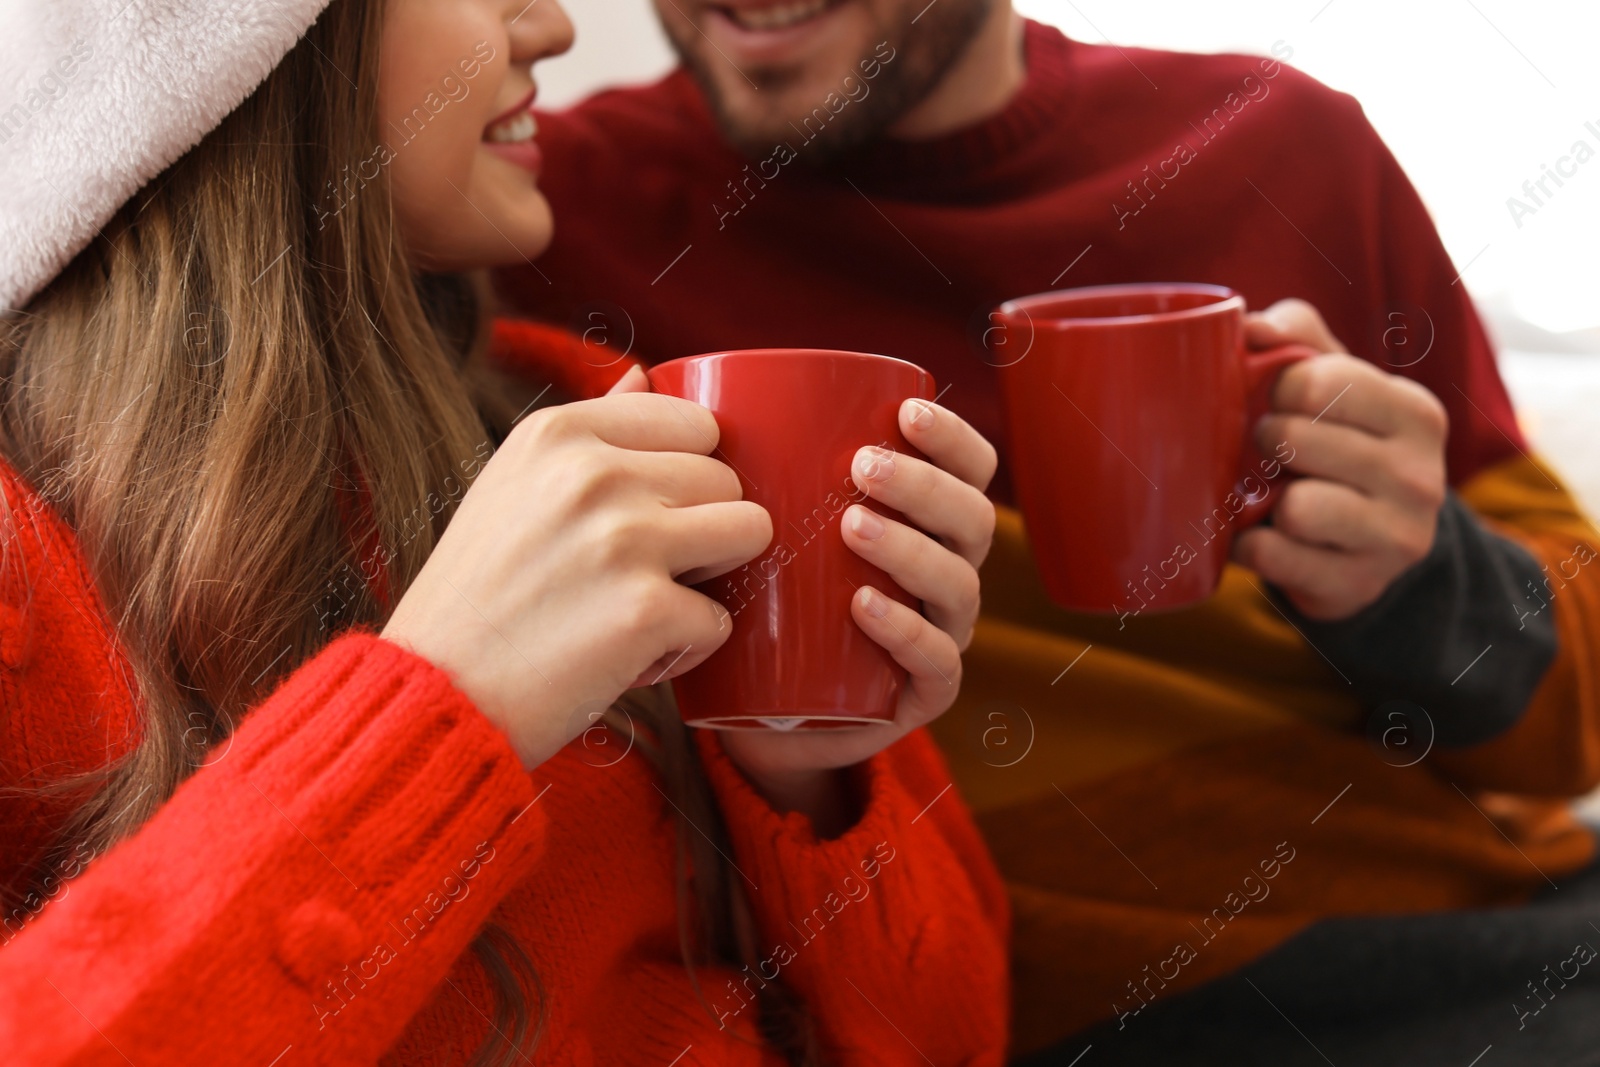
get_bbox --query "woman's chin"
[498,221,554,265]
[473,179,553,264]
[482,212,554,266]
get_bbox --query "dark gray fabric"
[1015,851,1600,1067]
[1276,491,1559,748]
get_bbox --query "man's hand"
[1233,299,1450,621]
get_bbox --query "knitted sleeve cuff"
[1276,490,1559,748]
[0,629,544,1066]
[695,727,915,925]
[695,728,1009,1064]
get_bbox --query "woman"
[0,0,1007,1064]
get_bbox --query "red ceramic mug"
[991,283,1315,617]
[648,349,936,729]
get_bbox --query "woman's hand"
[717,398,997,833]
[381,366,772,770]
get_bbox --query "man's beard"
[663,0,995,166]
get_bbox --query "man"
[498,1,1600,1061]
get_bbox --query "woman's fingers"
[850,446,995,568]
[624,585,736,688]
[845,403,995,660]
[657,499,773,582]
[605,364,649,395]
[842,504,980,650]
[525,391,722,455]
[851,585,962,730]
[898,398,998,493]
[627,450,744,508]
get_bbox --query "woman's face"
[379,0,574,271]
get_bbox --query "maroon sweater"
[503,20,1521,505]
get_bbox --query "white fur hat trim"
[0,0,334,312]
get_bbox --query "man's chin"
[701,79,886,162]
[696,69,818,150]
[716,106,808,156]
[665,4,987,165]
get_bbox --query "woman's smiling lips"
[482,86,542,173]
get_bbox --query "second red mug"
[992,283,1314,617]
[648,349,935,729]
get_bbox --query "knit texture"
[0,322,1008,1065]
[500,23,1600,1053]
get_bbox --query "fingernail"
[850,506,886,540]
[857,446,895,482]
[903,398,936,431]
[859,586,889,618]
[605,364,646,395]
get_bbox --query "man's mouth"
[715,0,841,32]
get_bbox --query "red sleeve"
[489,317,641,401]
[697,728,1010,1066]
[0,631,545,1067]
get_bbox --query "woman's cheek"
[387,153,464,267]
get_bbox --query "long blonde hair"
[0,1,531,1060]
[0,1,817,1061]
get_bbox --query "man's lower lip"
[482,140,543,174]
[704,1,845,62]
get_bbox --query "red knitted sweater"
[0,322,1009,1065]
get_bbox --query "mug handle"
[1233,343,1319,528]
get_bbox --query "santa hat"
[0,0,334,312]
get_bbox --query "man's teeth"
[486,111,537,144]
[730,0,832,31]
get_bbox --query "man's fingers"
[1270,478,1383,553]
[1271,354,1391,433]
[850,447,995,567]
[1270,353,1449,443]
[1260,414,1390,496]
[1262,410,1446,510]
[1244,298,1348,354]
[841,505,980,650]
[1233,527,1345,612]
[898,399,999,493]
[1233,527,1384,621]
